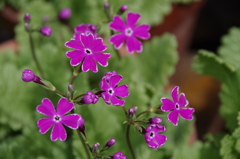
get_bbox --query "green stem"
[76,130,92,159]
[136,110,150,119]
[126,125,136,159]
[54,89,65,97]
[28,32,44,78]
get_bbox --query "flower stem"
[136,110,150,119]
[28,32,44,78]
[126,125,136,159]
[54,89,65,97]
[77,130,92,159]
[121,106,127,116]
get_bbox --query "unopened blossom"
[65,33,111,72]
[112,152,127,159]
[160,86,195,126]
[144,124,167,149]
[74,23,98,38]
[40,26,52,37]
[82,91,99,104]
[100,74,129,106]
[37,97,82,141]
[128,106,138,115]
[24,13,30,22]
[109,11,150,53]
[22,69,35,82]
[58,8,71,20]
[119,4,128,13]
[92,143,100,151]
[106,138,116,147]
[149,117,162,124]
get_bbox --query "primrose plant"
[22,3,195,159]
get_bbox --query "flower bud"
[82,91,99,104]
[58,8,71,20]
[22,69,35,82]
[119,4,128,13]
[106,138,116,147]
[104,2,109,9]
[128,106,138,115]
[68,84,75,93]
[78,118,85,132]
[92,143,100,151]
[149,117,162,124]
[24,13,31,22]
[40,26,52,37]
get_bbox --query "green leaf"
[218,27,240,69]
[220,135,239,159]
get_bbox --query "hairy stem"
[136,110,150,119]
[77,129,92,159]
[28,32,44,78]
[126,125,136,159]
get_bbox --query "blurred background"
[0,0,240,147]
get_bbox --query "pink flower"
[144,124,167,149]
[65,33,111,72]
[36,97,82,141]
[109,11,150,53]
[160,86,195,126]
[74,23,98,38]
[112,152,127,159]
[100,74,130,106]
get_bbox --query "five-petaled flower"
[144,123,167,149]
[65,33,111,72]
[100,73,130,106]
[36,97,82,141]
[160,86,195,126]
[109,11,150,53]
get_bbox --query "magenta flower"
[40,26,52,37]
[109,11,150,53]
[58,8,71,20]
[22,69,35,82]
[82,91,99,104]
[74,23,98,39]
[102,71,118,83]
[144,124,167,149]
[112,152,127,159]
[65,33,111,72]
[100,74,129,106]
[160,86,195,126]
[36,97,82,141]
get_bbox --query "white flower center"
[175,103,180,110]
[125,28,133,36]
[149,131,155,139]
[108,88,114,95]
[53,115,61,122]
[85,48,92,54]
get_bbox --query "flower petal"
[74,24,87,33]
[179,108,195,120]
[154,134,167,147]
[91,37,107,52]
[65,39,83,50]
[179,93,189,107]
[100,78,109,91]
[101,92,111,105]
[73,33,81,41]
[167,110,179,126]
[126,36,142,53]
[133,24,151,39]
[109,33,127,49]
[92,53,111,67]
[82,55,98,72]
[62,114,82,129]
[160,98,175,112]
[69,52,86,66]
[80,33,94,48]
[114,84,129,97]
[37,98,55,117]
[37,118,53,134]
[66,50,82,58]
[109,15,126,32]
[56,97,74,116]
[126,12,141,28]
[50,123,67,141]
[110,75,123,88]
[111,95,125,106]
[171,86,179,103]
